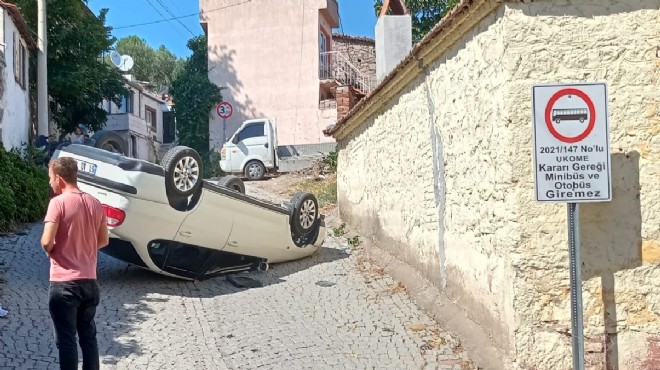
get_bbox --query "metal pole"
[37,0,48,137]
[223,118,227,143]
[567,202,585,370]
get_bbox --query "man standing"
[41,157,109,370]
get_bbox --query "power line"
[113,1,251,30]
[142,0,189,40]
[162,0,199,35]
[153,0,196,37]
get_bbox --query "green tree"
[13,0,128,135]
[170,35,221,163]
[153,45,185,89]
[374,0,460,43]
[114,36,185,91]
[115,35,156,83]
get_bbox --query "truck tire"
[161,146,203,198]
[244,160,266,181]
[91,130,126,154]
[290,192,319,236]
[217,175,245,193]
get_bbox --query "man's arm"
[97,218,109,249]
[41,222,59,255]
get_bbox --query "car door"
[234,122,269,167]
[173,187,234,251]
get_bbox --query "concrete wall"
[201,0,337,149]
[335,0,660,368]
[0,11,30,152]
[375,15,412,83]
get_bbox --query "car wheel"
[217,175,245,193]
[290,192,319,236]
[244,160,265,181]
[161,146,204,198]
[91,130,126,154]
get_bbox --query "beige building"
[101,78,176,162]
[326,0,660,369]
[200,0,374,155]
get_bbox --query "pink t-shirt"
[44,191,106,282]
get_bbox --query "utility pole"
[37,0,48,137]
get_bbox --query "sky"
[87,0,378,58]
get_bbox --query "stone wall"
[332,34,376,87]
[505,2,660,369]
[337,5,516,357]
[333,0,660,368]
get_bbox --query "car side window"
[237,123,265,142]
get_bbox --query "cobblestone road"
[0,221,475,369]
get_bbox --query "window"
[120,91,135,114]
[130,135,137,158]
[145,106,157,132]
[0,13,6,64]
[237,123,265,142]
[319,31,327,53]
[13,32,26,89]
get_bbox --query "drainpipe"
[37,0,48,137]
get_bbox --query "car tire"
[161,146,204,198]
[91,130,126,154]
[217,175,245,193]
[244,160,266,181]
[290,192,319,236]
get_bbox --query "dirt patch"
[244,173,341,227]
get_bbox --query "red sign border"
[544,88,596,143]
[216,101,233,119]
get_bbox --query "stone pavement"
[0,224,476,370]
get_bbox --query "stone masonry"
[332,34,377,89]
[329,0,660,369]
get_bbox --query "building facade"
[0,2,36,152]
[201,0,374,154]
[101,78,175,162]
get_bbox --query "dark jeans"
[48,279,100,370]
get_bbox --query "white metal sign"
[532,83,612,203]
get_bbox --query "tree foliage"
[374,0,460,43]
[114,36,184,90]
[13,0,129,135]
[169,35,221,160]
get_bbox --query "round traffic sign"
[216,101,233,119]
[544,88,596,143]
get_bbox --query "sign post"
[532,82,612,370]
[216,101,233,143]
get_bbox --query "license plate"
[76,160,97,175]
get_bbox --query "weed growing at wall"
[324,151,338,173]
[0,146,49,232]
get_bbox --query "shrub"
[0,146,50,232]
[324,150,338,173]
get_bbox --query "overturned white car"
[51,144,326,280]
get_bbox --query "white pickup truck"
[219,118,279,181]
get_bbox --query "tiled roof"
[0,1,36,49]
[332,33,375,44]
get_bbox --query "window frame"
[237,122,265,142]
[13,32,27,90]
[145,106,157,133]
